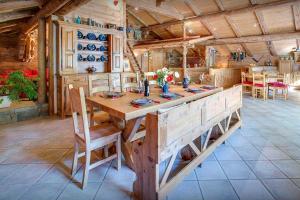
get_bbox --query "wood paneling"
[272,39,297,56]
[228,12,262,36]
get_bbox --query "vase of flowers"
[153,67,174,93]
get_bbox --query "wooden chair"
[268,73,289,100]
[241,72,253,94]
[88,74,110,124]
[252,73,267,100]
[144,71,157,85]
[201,74,216,86]
[121,72,140,92]
[68,85,121,189]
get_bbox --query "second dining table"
[86,84,222,171]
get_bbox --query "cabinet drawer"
[64,76,87,84]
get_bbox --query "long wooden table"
[86,85,222,168]
[87,85,242,200]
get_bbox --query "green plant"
[1,71,38,102]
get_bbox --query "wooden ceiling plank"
[22,0,72,34]
[292,4,300,30]
[141,0,300,31]
[184,0,202,16]
[202,32,300,45]
[0,0,41,14]
[0,11,33,23]
[126,0,184,20]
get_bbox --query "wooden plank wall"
[209,67,241,88]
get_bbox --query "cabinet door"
[111,35,123,72]
[61,27,77,74]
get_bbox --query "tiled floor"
[1,89,300,200]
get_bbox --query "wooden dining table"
[86,85,222,170]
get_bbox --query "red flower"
[166,75,173,82]
[153,74,158,80]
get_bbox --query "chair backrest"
[121,72,140,92]
[284,73,291,85]
[241,72,247,83]
[68,84,91,144]
[88,74,110,96]
[202,74,216,86]
[253,73,266,87]
[144,71,157,85]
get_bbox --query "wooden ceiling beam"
[134,36,214,50]
[0,11,34,23]
[141,0,300,31]
[126,0,184,20]
[0,23,17,30]
[0,0,41,14]
[55,0,92,15]
[184,0,202,16]
[202,32,300,45]
[0,26,19,33]
[22,0,72,34]
[214,0,225,11]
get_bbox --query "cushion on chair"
[254,83,264,87]
[269,82,287,88]
[242,81,253,85]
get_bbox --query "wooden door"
[109,35,123,72]
[61,26,77,74]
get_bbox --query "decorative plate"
[87,44,96,51]
[87,33,97,40]
[77,31,83,39]
[131,98,152,106]
[201,85,216,90]
[87,55,95,62]
[160,93,176,98]
[77,44,83,50]
[99,45,107,51]
[98,34,107,41]
[100,55,107,62]
[77,54,83,61]
[186,88,205,93]
[103,92,124,98]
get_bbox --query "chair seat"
[269,82,288,88]
[254,83,265,87]
[242,81,253,86]
[93,111,111,123]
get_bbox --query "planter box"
[0,96,11,108]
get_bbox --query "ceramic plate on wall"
[87,33,96,40]
[77,31,83,39]
[87,44,96,51]
[87,55,95,61]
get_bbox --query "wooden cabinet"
[108,35,123,72]
[279,60,293,74]
[58,74,88,118]
[60,26,77,74]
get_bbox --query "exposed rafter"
[0,26,18,34]
[0,0,40,14]
[22,0,72,34]
[184,0,201,16]
[126,0,184,20]
[214,0,225,11]
[134,36,214,50]
[141,0,300,31]
[55,0,92,15]
[0,11,34,23]
[201,32,300,45]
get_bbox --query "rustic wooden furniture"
[209,67,241,88]
[120,72,140,92]
[144,71,157,85]
[68,85,121,189]
[122,86,242,199]
[279,60,293,74]
[88,73,110,124]
[252,73,267,100]
[268,74,289,100]
[241,72,253,94]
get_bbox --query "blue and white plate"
[77,31,83,39]
[131,98,152,106]
[98,34,107,41]
[87,33,97,40]
[87,44,96,51]
[87,55,95,62]
[78,54,83,61]
[201,85,216,90]
[160,93,176,98]
[77,44,83,50]
[99,45,107,51]
[100,55,107,62]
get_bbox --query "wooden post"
[38,18,46,104]
[183,45,187,77]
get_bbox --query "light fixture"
[134,7,139,11]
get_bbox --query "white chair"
[121,72,140,92]
[69,85,122,189]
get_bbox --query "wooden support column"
[38,18,46,104]
[183,45,187,77]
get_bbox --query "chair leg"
[82,150,91,189]
[72,142,79,177]
[116,135,121,170]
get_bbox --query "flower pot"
[162,83,169,94]
[0,96,11,108]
